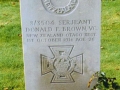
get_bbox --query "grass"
[101,0,120,84]
[0,0,120,90]
[0,1,25,90]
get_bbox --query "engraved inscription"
[25,19,97,43]
[41,0,78,15]
[41,45,83,83]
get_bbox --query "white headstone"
[20,0,101,90]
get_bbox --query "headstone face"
[20,0,101,90]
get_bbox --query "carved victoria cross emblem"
[41,0,78,15]
[41,45,83,83]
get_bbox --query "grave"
[20,0,101,90]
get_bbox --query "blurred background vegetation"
[0,0,19,2]
[0,0,120,90]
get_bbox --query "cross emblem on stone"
[40,45,83,83]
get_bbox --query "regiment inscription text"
[25,19,97,43]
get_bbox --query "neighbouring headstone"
[20,0,101,90]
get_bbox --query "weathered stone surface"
[20,0,101,90]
